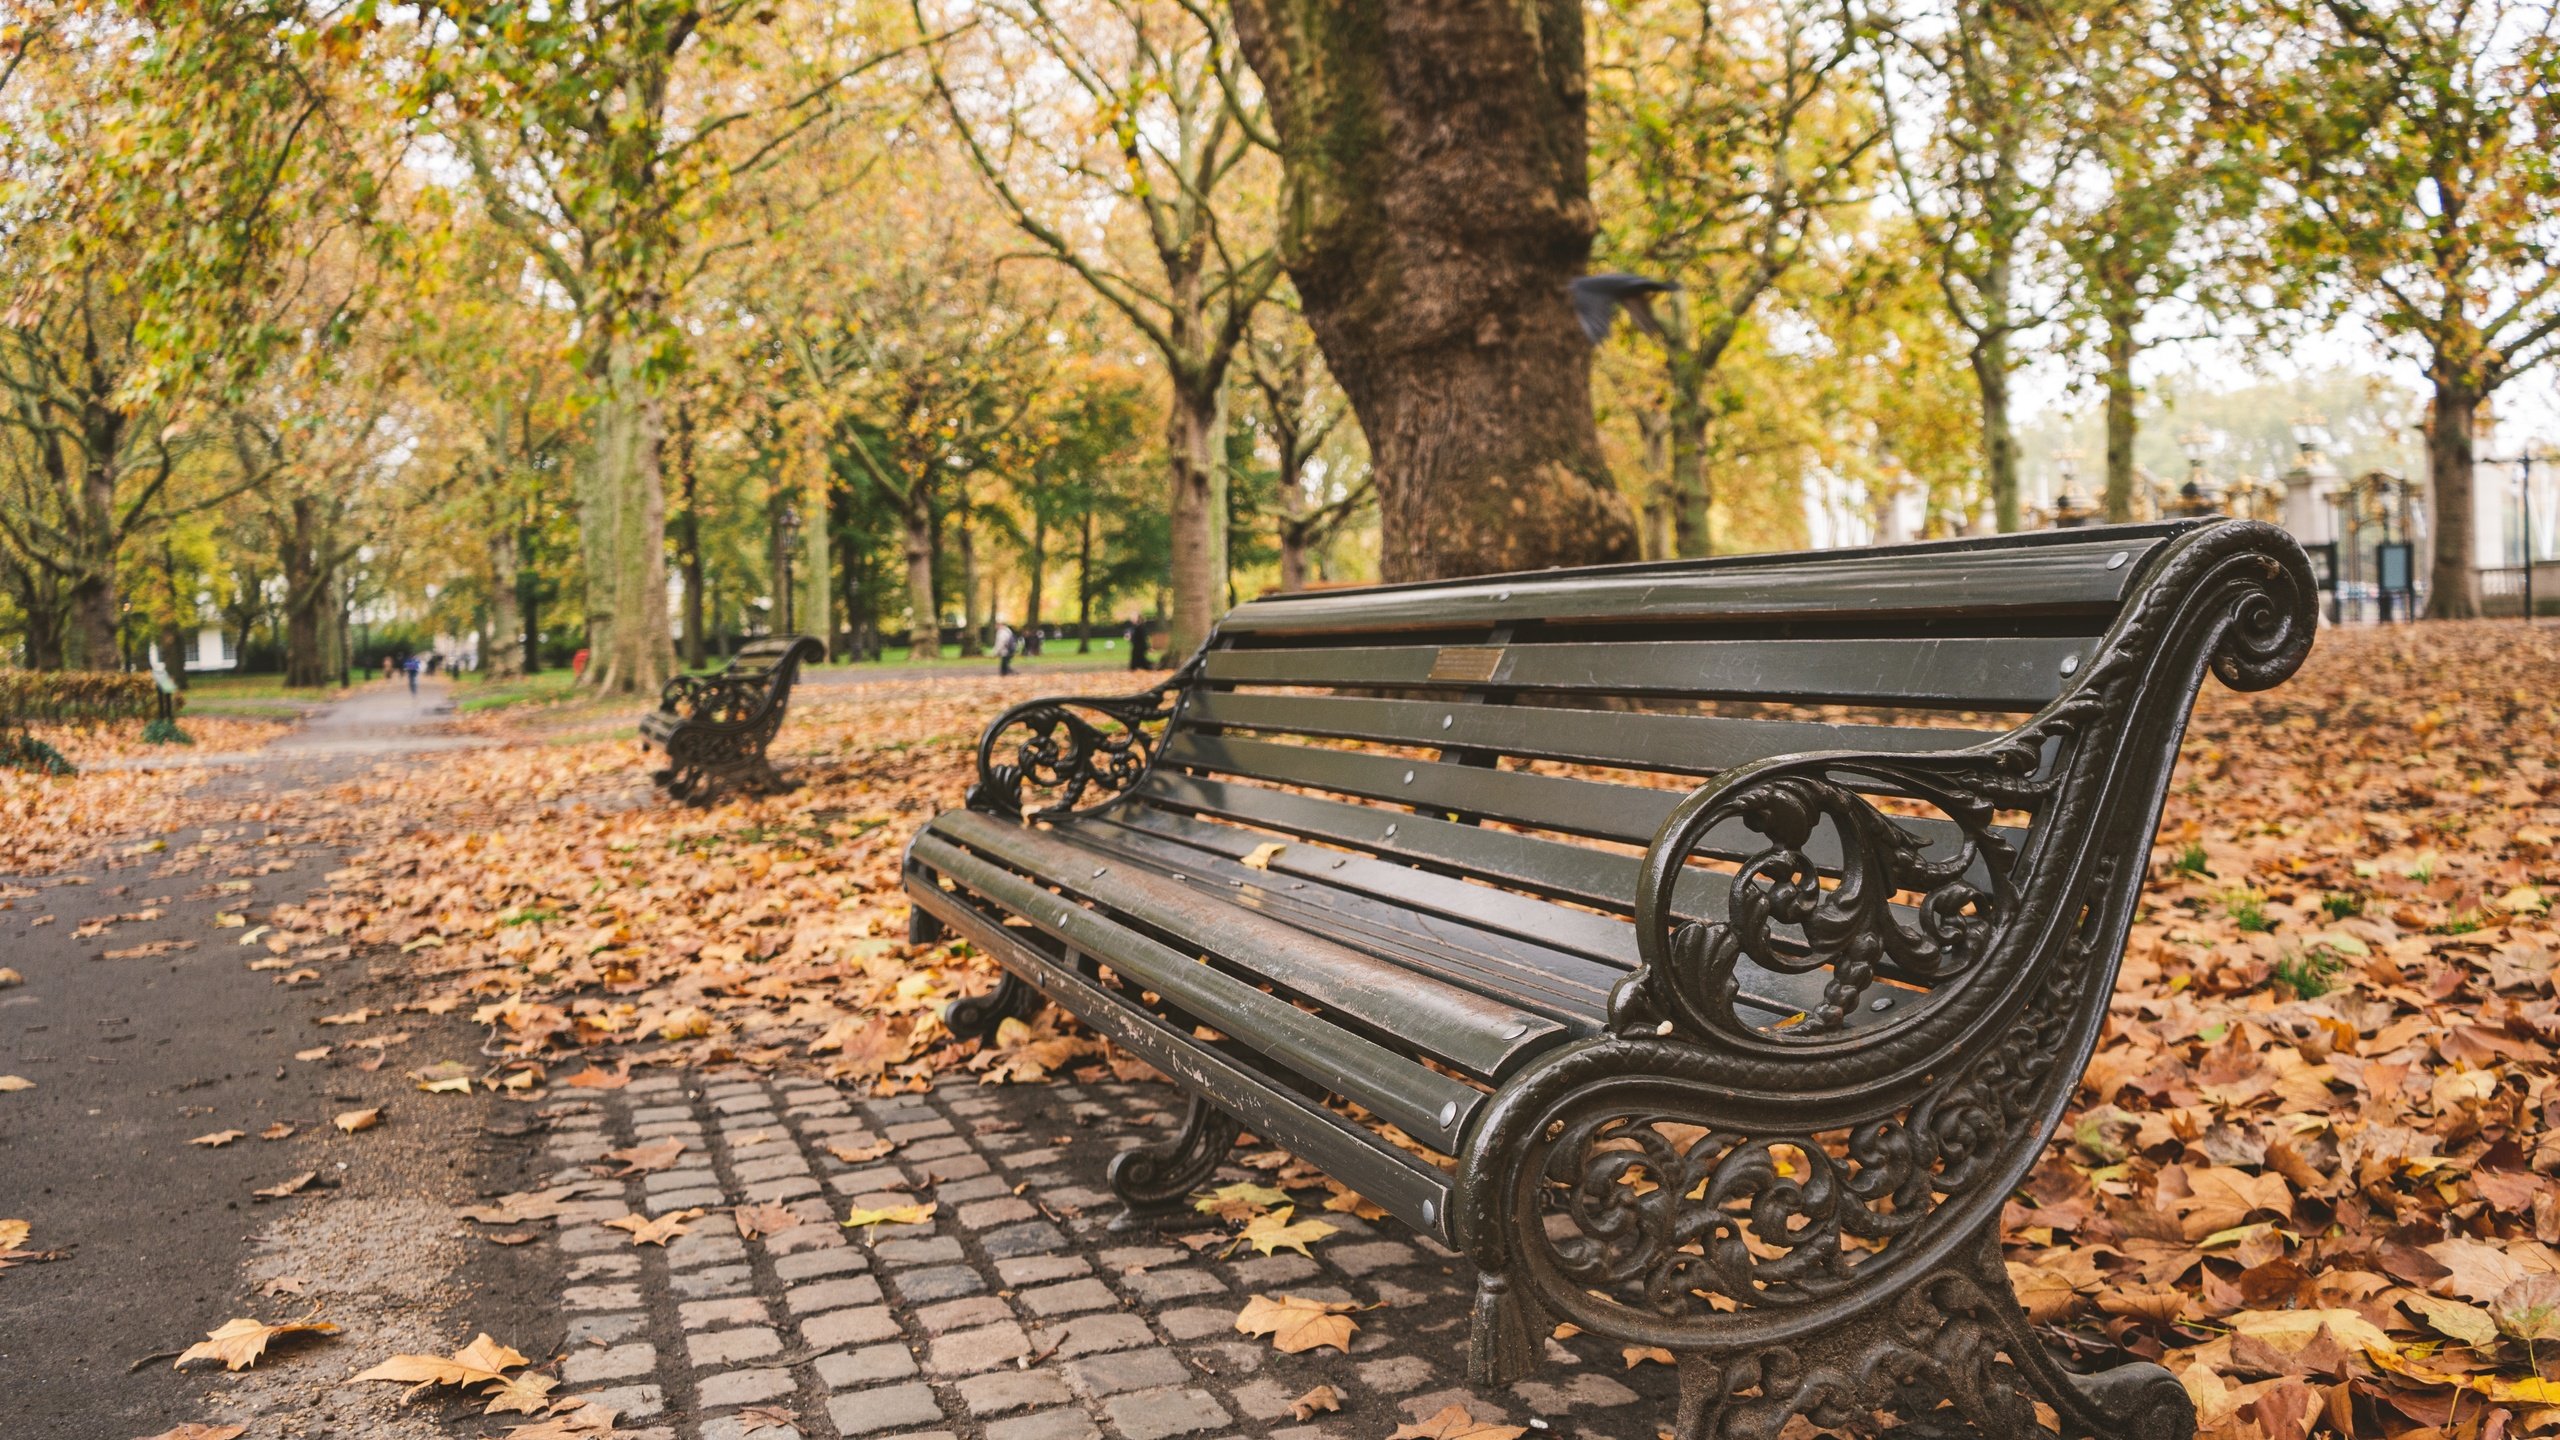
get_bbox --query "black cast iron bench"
[903,519,2314,1440]
[640,634,824,804]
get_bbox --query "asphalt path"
[1,681,563,1439]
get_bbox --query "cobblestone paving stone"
[538,1072,1681,1440]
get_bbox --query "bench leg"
[1657,1231,2192,1440]
[908,904,947,946]
[943,971,1045,1040]
[1106,1092,1241,1223]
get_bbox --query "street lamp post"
[2479,451,2549,624]
[777,502,801,637]
[2173,428,2225,518]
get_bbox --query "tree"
[1239,305,1367,591]
[1592,0,1883,555]
[920,0,1281,656]
[2237,0,2560,618]
[1876,0,2097,532]
[1227,0,1640,579]
[414,0,908,691]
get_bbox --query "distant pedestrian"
[403,653,421,695]
[993,620,1019,677]
[381,655,396,682]
[1123,618,1151,671]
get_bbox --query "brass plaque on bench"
[1428,646,1507,684]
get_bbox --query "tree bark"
[1076,510,1095,653]
[956,488,984,657]
[1230,0,1638,581]
[1167,381,1224,655]
[901,485,938,659]
[1666,347,1711,557]
[1024,507,1046,635]
[578,332,676,694]
[673,404,706,669]
[2103,306,2138,523]
[2425,378,2481,619]
[1970,324,2020,533]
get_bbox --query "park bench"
[640,634,824,804]
[903,518,2314,1440]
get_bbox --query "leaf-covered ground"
[9,629,2556,1439]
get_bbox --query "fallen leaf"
[1387,1403,1527,1440]
[1319,1184,1388,1221]
[2403,1292,2498,1348]
[1234,1293,1358,1354]
[481,1370,560,1415]
[733,1203,802,1240]
[252,1171,321,1199]
[133,1427,247,1440]
[1289,1384,1341,1420]
[418,1076,472,1095]
[259,1122,295,1140]
[738,1404,799,1435]
[605,1137,686,1175]
[350,1331,530,1390]
[1240,841,1287,870]
[604,1209,701,1246]
[827,1139,896,1164]
[294,1046,331,1062]
[499,1399,618,1439]
[0,1075,34,1092]
[559,1066,627,1090]
[1233,1206,1334,1258]
[1623,1344,1675,1369]
[1192,1181,1288,1222]
[191,1130,245,1148]
[841,1202,936,1231]
[333,1108,380,1134]
[174,1314,342,1371]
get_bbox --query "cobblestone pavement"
[538,1072,1685,1440]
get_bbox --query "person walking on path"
[993,620,1019,677]
[403,653,421,696]
[1122,618,1152,671]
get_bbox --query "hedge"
[0,670,165,723]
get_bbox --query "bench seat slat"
[907,875,1456,1240]
[1160,732,2023,862]
[910,831,1487,1149]
[1184,691,2006,777]
[928,811,1569,1087]
[1066,816,1626,1024]
[1216,532,2168,636]
[1203,634,2091,710]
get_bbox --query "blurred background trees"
[5,0,2554,681]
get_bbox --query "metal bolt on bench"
[904,519,2317,1440]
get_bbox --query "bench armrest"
[1619,745,2039,1045]
[968,659,1200,819]
[656,671,768,726]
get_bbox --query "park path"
[0,677,564,1440]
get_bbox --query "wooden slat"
[929,812,1568,1085]
[1160,732,2018,862]
[910,832,1485,1148]
[1221,529,2175,636]
[1184,691,2004,778]
[1068,816,1626,1023]
[1138,771,1731,919]
[1203,635,2087,710]
[906,875,1458,1240]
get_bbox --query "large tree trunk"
[2425,377,2481,619]
[1230,0,1638,582]
[674,407,707,670]
[956,490,984,657]
[487,526,524,680]
[579,332,675,695]
[902,485,939,659]
[1076,510,1095,653]
[1024,507,1046,636]
[2102,305,2138,523]
[1167,380,1224,655]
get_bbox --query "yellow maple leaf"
[1234,1293,1359,1354]
[842,1202,937,1231]
[1233,1206,1334,1258]
[174,1315,342,1371]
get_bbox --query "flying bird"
[1569,273,1680,344]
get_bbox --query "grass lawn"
[181,672,341,703]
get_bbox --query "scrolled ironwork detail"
[969,660,1198,818]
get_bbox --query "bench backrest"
[732,635,825,676]
[1115,518,2315,1036]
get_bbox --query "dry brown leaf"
[1623,1344,1675,1369]
[174,1315,342,1371]
[1234,1293,1358,1354]
[605,1137,685,1175]
[500,1399,619,1439]
[481,1370,561,1415]
[190,1130,245,1147]
[1319,1183,1389,1221]
[332,1108,380,1134]
[259,1122,295,1140]
[737,1404,799,1435]
[1289,1384,1342,1420]
[559,1066,628,1089]
[350,1332,530,1390]
[826,1138,897,1164]
[733,1203,803,1240]
[1232,1206,1334,1258]
[132,1427,247,1440]
[252,1171,320,1200]
[1387,1403,1528,1440]
[604,1209,701,1245]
